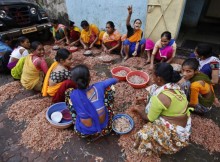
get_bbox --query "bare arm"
[126,6,132,26]
[211,70,219,84]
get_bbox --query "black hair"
[51,19,58,24]
[161,31,171,40]
[55,48,71,62]
[106,21,115,29]
[16,36,28,47]
[71,64,90,89]
[155,62,181,83]
[81,20,89,28]
[1,35,10,42]
[134,19,142,24]
[182,58,199,71]
[31,41,42,50]
[69,20,75,27]
[195,43,212,58]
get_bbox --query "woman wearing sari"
[102,21,121,54]
[122,6,146,61]
[51,19,70,45]
[42,48,76,103]
[21,41,48,91]
[7,36,30,69]
[190,44,219,84]
[133,63,191,156]
[80,20,102,49]
[65,64,118,141]
[180,58,216,114]
[146,31,177,70]
[68,20,81,46]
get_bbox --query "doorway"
[177,0,220,54]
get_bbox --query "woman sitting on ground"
[80,20,103,50]
[122,5,145,61]
[7,36,30,69]
[190,44,219,84]
[133,62,191,155]
[42,48,76,103]
[180,58,216,114]
[102,21,121,54]
[65,64,118,141]
[51,19,70,45]
[68,20,81,47]
[21,41,48,91]
[146,31,177,70]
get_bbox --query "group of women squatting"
[2,5,220,157]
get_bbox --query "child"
[181,58,216,114]
[146,31,176,70]
[122,5,145,61]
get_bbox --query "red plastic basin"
[126,70,149,89]
[111,66,131,81]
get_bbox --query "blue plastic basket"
[112,114,134,134]
[46,102,72,129]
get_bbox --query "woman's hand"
[127,5,132,15]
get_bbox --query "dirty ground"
[0,45,220,162]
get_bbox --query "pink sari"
[145,39,174,61]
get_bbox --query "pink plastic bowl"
[126,70,149,89]
[111,66,131,81]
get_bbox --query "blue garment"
[70,78,117,135]
[190,53,218,79]
[123,38,146,56]
[0,41,12,53]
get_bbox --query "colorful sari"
[11,56,26,79]
[69,26,81,42]
[190,73,214,113]
[21,54,42,90]
[42,61,76,102]
[145,39,176,61]
[65,86,115,142]
[134,83,191,155]
[102,30,121,49]
[80,24,101,45]
[51,24,66,40]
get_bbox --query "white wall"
[65,0,148,35]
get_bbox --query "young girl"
[42,48,76,103]
[21,41,48,91]
[146,31,176,70]
[122,5,145,61]
[65,64,118,141]
[181,58,216,114]
[7,36,30,69]
[190,44,219,84]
